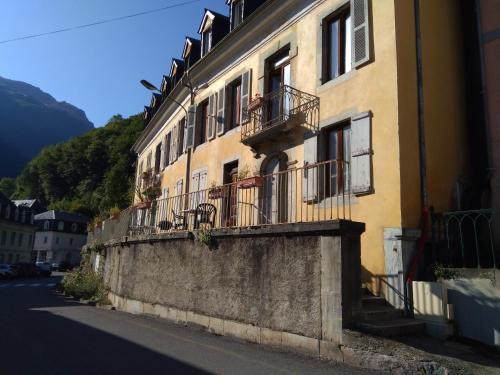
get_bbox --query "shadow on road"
[0,275,209,375]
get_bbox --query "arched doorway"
[260,152,288,224]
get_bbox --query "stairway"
[354,289,425,337]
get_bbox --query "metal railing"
[127,160,350,236]
[241,85,320,143]
[431,209,498,269]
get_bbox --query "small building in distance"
[0,192,38,264]
[33,210,88,266]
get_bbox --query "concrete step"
[361,306,403,321]
[361,295,387,308]
[355,318,425,337]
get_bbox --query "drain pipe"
[404,0,429,316]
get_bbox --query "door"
[262,157,287,224]
[266,51,290,126]
[222,161,239,227]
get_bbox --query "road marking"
[30,283,41,287]
[46,283,56,287]
[0,284,8,288]
[14,284,25,287]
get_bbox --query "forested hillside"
[12,114,144,218]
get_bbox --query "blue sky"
[0,0,227,127]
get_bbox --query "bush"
[60,267,110,304]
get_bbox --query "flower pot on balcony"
[248,97,264,112]
[208,187,227,199]
[135,201,152,210]
[237,176,264,189]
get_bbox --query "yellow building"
[132,0,469,297]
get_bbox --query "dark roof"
[34,210,88,224]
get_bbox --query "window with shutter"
[165,132,171,167]
[351,0,370,68]
[160,137,166,169]
[171,124,178,163]
[178,118,185,156]
[303,133,318,202]
[322,4,351,83]
[217,87,225,135]
[350,112,372,194]
[186,105,196,149]
[174,179,184,213]
[240,70,251,124]
[208,94,216,140]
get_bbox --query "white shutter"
[217,87,225,135]
[351,0,370,68]
[176,179,183,195]
[191,172,200,209]
[186,105,196,149]
[169,127,175,165]
[208,94,216,140]
[240,70,251,124]
[351,112,372,194]
[303,133,318,202]
[160,137,166,170]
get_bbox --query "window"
[44,236,48,244]
[56,237,60,245]
[164,132,171,168]
[1,231,6,246]
[322,122,351,196]
[154,143,162,174]
[18,233,23,247]
[71,223,77,233]
[190,170,207,209]
[44,221,50,230]
[178,118,186,156]
[10,232,15,246]
[5,205,10,219]
[14,208,19,221]
[227,78,242,130]
[202,28,212,56]
[57,221,64,231]
[197,100,209,146]
[322,5,351,83]
[231,0,244,29]
[146,152,152,171]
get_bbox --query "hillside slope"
[0,76,94,177]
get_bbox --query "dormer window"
[231,0,244,29]
[44,220,50,230]
[202,28,212,56]
[58,221,64,231]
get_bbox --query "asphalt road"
[0,273,377,375]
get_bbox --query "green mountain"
[13,114,145,218]
[0,76,94,178]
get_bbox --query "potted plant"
[208,181,226,199]
[109,206,121,220]
[236,164,264,189]
[93,216,103,231]
[248,93,264,112]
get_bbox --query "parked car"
[13,263,40,278]
[35,262,52,277]
[0,264,16,279]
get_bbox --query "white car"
[0,264,16,279]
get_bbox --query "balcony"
[241,85,320,147]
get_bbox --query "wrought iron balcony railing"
[241,85,320,146]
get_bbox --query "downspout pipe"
[404,0,430,316]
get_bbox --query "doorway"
[261,154,288,224]
[265,49,291,126]
[222,160,239,227]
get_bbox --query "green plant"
[195,226,213,247]
[432,263,461,280]
[237,164,250,180]
[109,206,121,218]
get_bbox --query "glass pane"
[283,64,291,118]
[345,15,352,73]
[329,19,340,79]
[343,126,351,191]
[328,130,338,195]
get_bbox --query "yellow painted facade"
[133,0,469,293]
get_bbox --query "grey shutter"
[351,112,372,194]
[351,0,370,68]
[217,87,225,135]
[302,133,318,202]
[240,70,251,124]
[186,105,196,149]
[208,94,216,140]
[160,138,166,169]
[169,127,175,165]
[178,120,184,156]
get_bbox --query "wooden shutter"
[164,133,171,167]
[172,124,178,162]
[240,70,251,124]
[303,133,318,202]
[186,105,196,149]
[351,112,372,194]
[351,0,370,68]
[208,94,216,140]
[160,138,166,170]
[217,87,225,135]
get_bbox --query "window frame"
[227,78,242,131]
[202,28,212,56]
[231,0,244,29]
[322,4,351,84]
[197,99,210,146]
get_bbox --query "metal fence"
[431,209,498,269]
[241,85,320,142]
[127,159,350,236]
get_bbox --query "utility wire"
[0,0,201,45]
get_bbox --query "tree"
[0,177,15,198]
